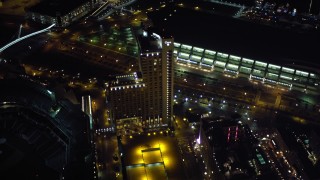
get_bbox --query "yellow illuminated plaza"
[121,134,186,180]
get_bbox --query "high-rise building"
[108,29,174,132]
[138,30,174,128]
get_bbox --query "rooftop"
[200,118,271,178]
[110,72,144,89]
[136,29,163,53]
[115,72,141,83]
[120,134,186,179]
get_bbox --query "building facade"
[108,73,146,132]
[174,42,320,95]
[26,0,92,27]
[108,30,174,132]
[139,36,174,128]
[109,73,145,119]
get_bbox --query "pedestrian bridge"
[0,24,55,53]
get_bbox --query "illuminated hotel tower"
[138,30,174,128]
[108,30,174,131]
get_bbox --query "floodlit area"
[126,163,167,180]
[78,27,139,57]
[126,165,147,180]
[121,134,186,180]
[145,164,167,180]
[142,149,163,164]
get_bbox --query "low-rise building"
[108,72,146,133]
[26,0,94,27]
